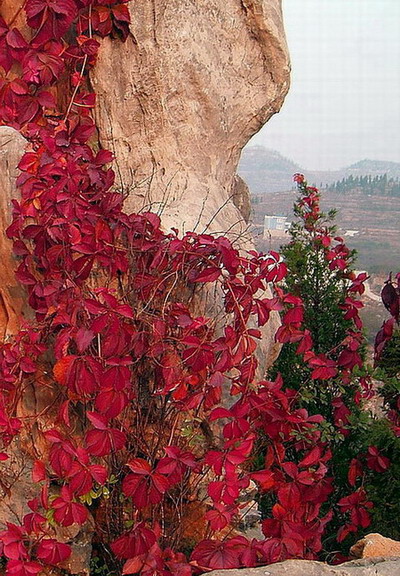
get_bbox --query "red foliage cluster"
[374,272,400,434]
[375,273,400,360]
[0,4,390,576]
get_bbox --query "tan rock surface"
[0,2,290,572]
[92,0,289,371]
[0,126,28,337]
[207,557,400,576]
[351,534,400,559]
[92,0,290,236]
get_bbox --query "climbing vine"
[0,3,397,575]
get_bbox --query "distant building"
[263,215,289,238]
[343,230,359,238]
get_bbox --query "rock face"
[92,0,290,236]
[206,558,400,576]
[91,0,289,370]
[0,2,289,572]
[351,534,400,559]
[0,126,28,338]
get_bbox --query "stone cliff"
[91,0,290,236]
[0,1,290,572]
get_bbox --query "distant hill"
[243,145,400,277]
[238,146,400,194]
[346,159,400,176]
[238,146,301,193]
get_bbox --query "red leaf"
[190,266,221,283]
[53,355,102,395]
[348,458,363,487]
[155,447,196,483]
[205,503,233,531]
[86,411,108,430]
[283,306,303,325]
[32,460,46,482]
[250,469,275,491]
[5,560,42,576]
[95,149,114,165]
[337,523,357,543]
[209,407,232,421]
[74,327,94,353]
[366,445,391,473]
[277,483,301,508]
[95,387,128,418]
[36,539,71,565]
[123,461,169,508]
[126,458,152,475]
[190,540,240,571]
[52,486,88,527]
[112,4,131,23]
[85,426,126,457]
[309,355,338,380]
[298,446,322,468]
[0,523,28,560]
[111,523,156,560]
[381,279,399,320]
[25,0,78,41]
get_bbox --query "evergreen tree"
[270,184,357,413]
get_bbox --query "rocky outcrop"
[207,557,400,576]
[0,2,289,572]
[351,534,400,559]
[0,126,28,338]
[92,0,290,237]
[91,0,289,372]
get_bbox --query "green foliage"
[90,554,118,576]
[379,329,400,379]
[271,194,355,399]
[328,173,400,197]
[266,179,399,558]
[358,418,400,540]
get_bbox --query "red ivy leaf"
[123,459,169,508]
[52,486,88,527]
[205,503,234,531]
[366,445,391,473]
[111,523,157,560]
[85,425,127,457]
[250,469,275,491]
[0,523,28,560]
[190,539,240,571]
[36,539,71,565]
[5,560,42,576]
[32,460,46,482]
[25,0,78,41]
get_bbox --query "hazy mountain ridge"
[243,146,400,278]
[347,159,400,175]
[239,146,400,194]
[239,149,400,344]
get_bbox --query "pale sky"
[249,0,400,170]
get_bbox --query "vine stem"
[64,4,92,121]
[64,53,88,121]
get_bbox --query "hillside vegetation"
[239,145,400,195]
[241,146,400,275]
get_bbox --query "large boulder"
[0,2,290,572]
[206,557,400,576]
[91,0,290,371]
[351,534,400,559]
[92,0,290,236]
